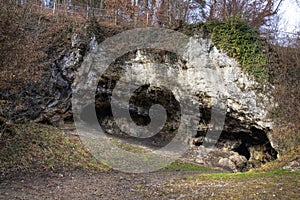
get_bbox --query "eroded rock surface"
[0,32,277,171]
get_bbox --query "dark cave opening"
[216,129,278,162]
[232,142,251,160]
[80,78,182,147]
[81,88,278,164]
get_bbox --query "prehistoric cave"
[79,50,278,169]
[80,81,278,166]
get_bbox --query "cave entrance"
[80,81,182,148]
[190,107,278,166]
[79,49,279,169]
[233,142,250,160]
[215,128,278,163]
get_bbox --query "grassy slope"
[0,122,216,174]
[1,122,299,173]
[162,169,300,199]
[0,123,110,175]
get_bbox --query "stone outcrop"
[0,31,278,172]
[0,33,95,125]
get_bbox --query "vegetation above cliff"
[183,18,269,83]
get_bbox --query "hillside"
[0,1,299,199]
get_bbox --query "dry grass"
[0,1,121,94]
[257,123,300,172]
[0,2,72,92]
[0,122,110,175]
[270,42,300,125]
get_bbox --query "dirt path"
[1,169,300,199]
[0,170,209,199]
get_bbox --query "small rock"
[283,160,300,171]
[218,158,236,171]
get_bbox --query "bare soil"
[1,169,299,199]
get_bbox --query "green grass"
[182,18,269,84]
[163,160,215,172]
[198,168,300,180]
[165,169,300,199]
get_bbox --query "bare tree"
[203,0,284,28]
[152,0,164,26]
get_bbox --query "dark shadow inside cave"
[215,128,278,163]
[189,108,278,164]
[93,84,181,147]
[233,142,250,160]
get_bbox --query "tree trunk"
[99,0,105,9]
[152,0,163,27]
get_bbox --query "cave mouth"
[81,84,279,165]
[191,130,278,162]
[79,82,182,147]
[233,142,250,160]
[214,128,278,164]
[189,106,278,167]
[78,49,185,148]
[128,84,181,127]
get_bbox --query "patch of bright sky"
[279,0,300,33]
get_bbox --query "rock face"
[0,33,95,125]
[0,32,277,172]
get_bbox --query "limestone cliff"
[0,31,277,172]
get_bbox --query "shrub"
[183,18,269,83]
